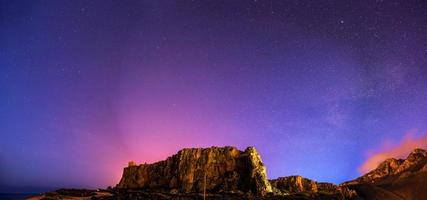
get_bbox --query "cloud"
[359,131,427,174]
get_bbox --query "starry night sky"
[1,0,427,193]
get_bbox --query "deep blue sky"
[1,0,427,193]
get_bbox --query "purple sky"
[1,0,427,193]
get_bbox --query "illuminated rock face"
[270,176,318,193]
[116,146,272,196]
[270,176,357,198]
[350,148,427,184]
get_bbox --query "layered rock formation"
[116,146,272,196]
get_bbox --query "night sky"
[1,0,427,193]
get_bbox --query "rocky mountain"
[344,148,427,200]
[117,146,272,196]
[348,148,427,184]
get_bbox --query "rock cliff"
[116,146,272,196]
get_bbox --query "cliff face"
[116,146,272,196]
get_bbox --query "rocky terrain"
[28,146,427,200]
[343,148,427,200]
[117,146,272,196]
[270,176,356,199]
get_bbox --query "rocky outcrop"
[270,176,357,199]
[245,147,273,196]
[347,148,427,184]
[344,148,427,200]
[116,146,272,196]
[270,176,317,193]
[317,182,339,193]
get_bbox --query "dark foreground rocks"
[27,188,360,200]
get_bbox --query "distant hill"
[343,148,427,200]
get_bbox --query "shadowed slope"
[344,148,427,200]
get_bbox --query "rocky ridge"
[270,175,357,198]
[117,146,272,196]
[345,148,427,185]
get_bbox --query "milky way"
[1,0,427,193]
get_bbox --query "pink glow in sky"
[359,131,427,174]
[2,0,427,193]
